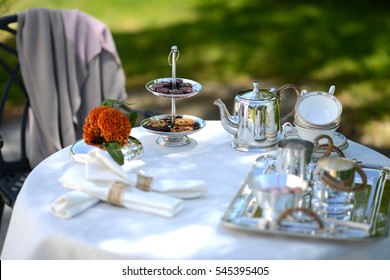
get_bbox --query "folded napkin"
[51,148,207,218]
[53,164,183,218]
[85,148,207,199]
[51,191,99,219]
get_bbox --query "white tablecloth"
[1,121,390,259]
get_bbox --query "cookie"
[144,119,170,132]
[172,118,195,132]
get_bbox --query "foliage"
[103,141,124,166]
[2,0,390,152]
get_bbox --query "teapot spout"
[213,98,238,135]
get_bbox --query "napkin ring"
[108,182,128,206]
[136,174,153,192]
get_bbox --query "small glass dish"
[70,136,143,164]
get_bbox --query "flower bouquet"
[82,99,139,165]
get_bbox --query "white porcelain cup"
[282,122,338,142]
[295,89,342,127]
[294,112,340,130]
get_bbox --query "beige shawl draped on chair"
[16,8,126,168]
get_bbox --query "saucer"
[327,131,348,150]
[284,131,348,150]
[70,136,143,163]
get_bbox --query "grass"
[1,0,390,154]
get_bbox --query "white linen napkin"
[85,148,207,199]
[53,164,183,218]
[51,148,207,219]
[51,191,99,219]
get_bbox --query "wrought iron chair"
[0,14,31,225]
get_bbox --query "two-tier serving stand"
[142,46,205,146]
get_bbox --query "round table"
[1,121,389,259]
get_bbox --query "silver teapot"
[214,82,300,152]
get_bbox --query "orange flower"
[86,106,111,125]
[83,106,131,147]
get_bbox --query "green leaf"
[100,99,134,108]
[103,142,124,165]
[129,111,138,127]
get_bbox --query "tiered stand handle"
[168,46,179,124]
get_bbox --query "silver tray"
[222,160,390,241]
[145,77,202,98]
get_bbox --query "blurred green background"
[1,0,389,157]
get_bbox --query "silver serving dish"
[222,159,390,241]
[145,77,202,98]
[140,114,206,146]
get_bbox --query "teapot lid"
[238,82,275,100]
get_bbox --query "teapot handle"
[276,84,301,124]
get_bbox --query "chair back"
[0,14,31,208]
